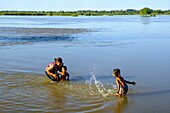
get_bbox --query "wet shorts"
[121,85,128,95]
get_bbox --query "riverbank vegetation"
[0,8,170,16]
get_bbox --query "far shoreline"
[0,8,170,17]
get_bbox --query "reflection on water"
[140,16,151,25]
[114,96,128,113]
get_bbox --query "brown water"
[0,16,170,113]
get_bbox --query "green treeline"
[139,7,170,16]
[0,8,170,16]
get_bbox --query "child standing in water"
[113,68,136,96]
[59,66,70,81]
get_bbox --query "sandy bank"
[0,27,88,36]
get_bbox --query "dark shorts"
[122,85,128,94]
[45,71,60,82]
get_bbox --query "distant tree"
[49,12,53,16]
[155,10,163,14]
[140,7,153,16]
[164,10,170,15]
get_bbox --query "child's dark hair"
[113,68,120,77]
[54,57,62,63]
[62,66,67,71]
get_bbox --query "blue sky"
[0,0,170,11]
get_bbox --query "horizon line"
[1,8,170,12]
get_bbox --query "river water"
[0,15,170,113]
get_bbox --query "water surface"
[0,15,170,113]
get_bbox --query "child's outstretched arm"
[125,80,136,85]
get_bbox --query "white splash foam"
[85,70,116,97]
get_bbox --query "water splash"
[85,70,116,97]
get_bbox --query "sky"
[0,0,170,11]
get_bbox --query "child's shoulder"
[116,77,121,81]
[120,76,124,79]
[116,76,124,81]
[120,76,125,80]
